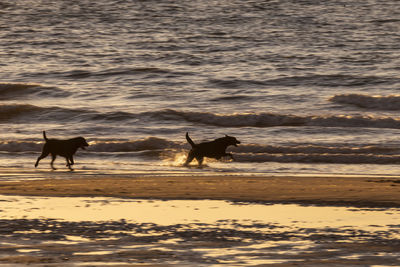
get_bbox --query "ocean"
[1,0,400,177]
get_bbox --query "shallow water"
[1,0,400,176]
[0,196,400,266]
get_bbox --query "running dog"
[34,131,89,170]
[184,132,240,166]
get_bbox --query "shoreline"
[0,174,399,208]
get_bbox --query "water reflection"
[0,196,399,266]
[1,196,399,229]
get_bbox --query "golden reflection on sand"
[1,196,399,232]
[1,195,400,266]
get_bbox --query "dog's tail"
[43,131,48,141]
[186,132,196,148]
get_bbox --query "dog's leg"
[184,151,195,166]
[223,152,234,160]
[196,156,204,166]
[66,158,73,171]
[35,145,50,168]
[50,154,57,170]
[35,151,49,168]
[66,156,74,166]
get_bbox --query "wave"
[235,144,400,155]
[208,78,268,89]
[5,105,400,130]
[0,104,46,121]
[60,67,193,79]
[148,109,400,129]
[0,104,90,122]
[211,95,253,102]
[266,74,396,87]
[233,143,400,164]
[0,141,42,152]
[0,137,180,153]
[4,139,396,155]
[0,83,70,99]
[3,138,400,165]
[209,74,397,89]
[0,83,38,100]
[370,19,400,24]
[90,137,180,152]
[147,109,308,127]
[234,153,400,164]
[330,94,400,110]
[0,104,137,123]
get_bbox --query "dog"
[184,132,240,166]
[34,131,89,170]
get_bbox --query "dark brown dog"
[184,132,240,166]
[35,131,89,170]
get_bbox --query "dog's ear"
[225,134,228,137]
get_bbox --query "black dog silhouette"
[184,132,240,166]
[34,131,89,170]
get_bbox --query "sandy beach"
[0,173,400,266]
[0,174,399,207]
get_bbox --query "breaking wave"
[3,138,400,165]
[330,93,400,110]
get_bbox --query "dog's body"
[35,131,89,170]
[184,132,240,166]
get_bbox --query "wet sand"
[0,174,400,207]
[1,195,400,266]
[1,173,400,266]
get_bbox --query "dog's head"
[76,137,89,150]
[224,135,241,147]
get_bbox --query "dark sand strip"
[0,175,399,207]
